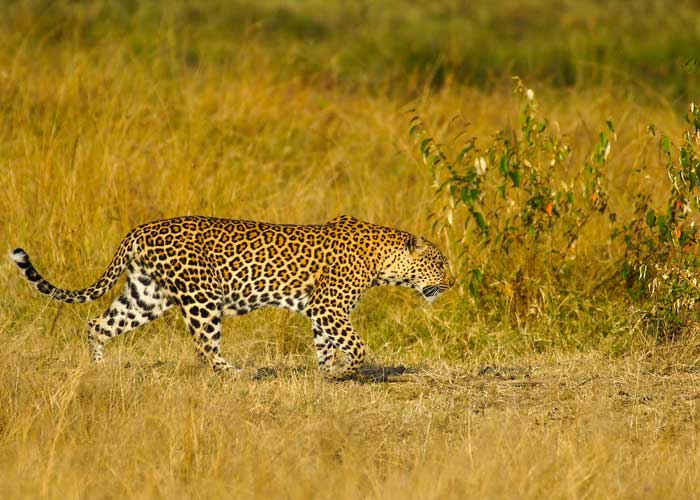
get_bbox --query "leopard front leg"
[312,325,337,369]
[180,298,233,373]
[310,310,366,380]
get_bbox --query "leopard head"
[378,234,456,302]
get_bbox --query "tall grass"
[2,0,699,98]
[1,1,699,498]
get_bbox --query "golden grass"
[0,328,698,499]
[1,6,699,498]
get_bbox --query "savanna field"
[2,1,700,498]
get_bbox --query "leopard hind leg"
[87,264,171,363]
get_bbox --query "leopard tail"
[9,231,138,304]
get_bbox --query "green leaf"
[468,268,484,296]
[646,210,656,228]
[658,215,668,240]
[621,261,631,280]
[471,210,488,234]
[509,169,521,187]
[457,145,474,164]
[449,184,457,200]
[661,135,671,154]
[499,155,509,176]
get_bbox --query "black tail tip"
[10,248,29,266]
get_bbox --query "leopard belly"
[221,281,314,316]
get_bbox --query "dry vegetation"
[1,336,700,499]
[1,1,700,498]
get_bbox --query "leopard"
[10,215,455,379]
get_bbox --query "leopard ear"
[407,235,426,254]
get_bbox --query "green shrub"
[412,79,700,337]
[410,78,614,322]
[619,103,700,335]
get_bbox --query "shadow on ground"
[137,360,542,386]
[251,363,419,383]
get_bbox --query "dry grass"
[0,327,699,499]
[2,1,700,498]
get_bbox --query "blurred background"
[2,0,699,342]
[4,0,698,97]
